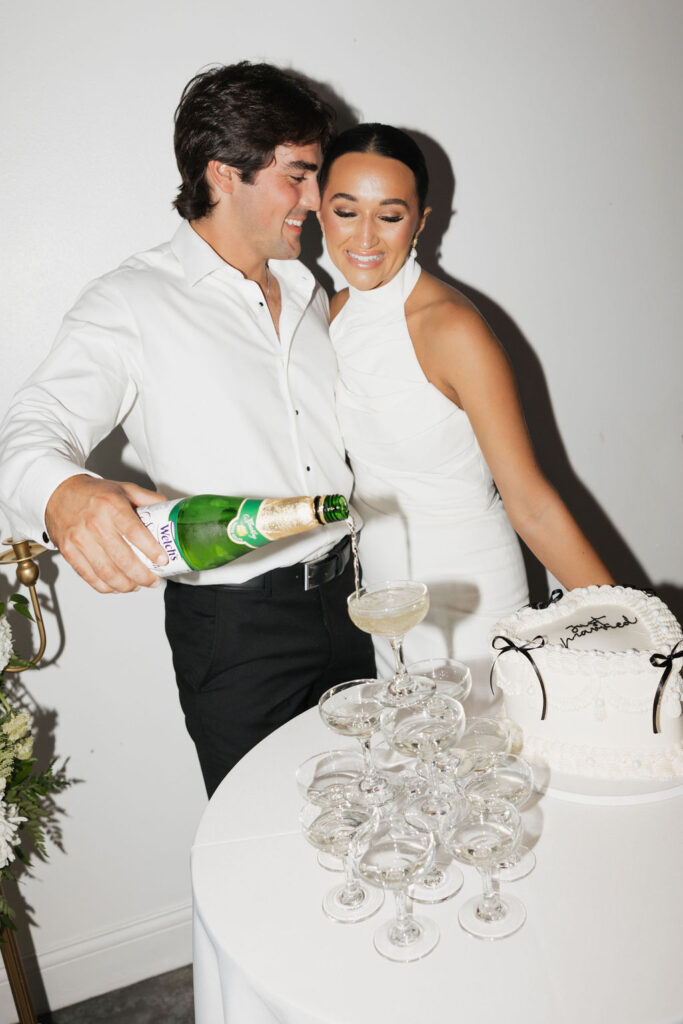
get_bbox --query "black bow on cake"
[528,588,563,610]
[650,640,683,734]
[490,635,548,720]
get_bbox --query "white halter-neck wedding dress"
[330,256,528,693]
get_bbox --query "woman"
[318,124,613,690]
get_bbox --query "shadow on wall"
[407,128,665,608]
[410,128,677,611]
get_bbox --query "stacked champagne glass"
[297,579,537,960]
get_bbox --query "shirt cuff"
[11,457,101,548]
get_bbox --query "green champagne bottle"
[133,493,349,577]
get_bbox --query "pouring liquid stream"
[346,514,361,597]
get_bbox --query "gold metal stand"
[1,539,48,1022]
[0,539,47,671]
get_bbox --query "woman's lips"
[344,250,384,268]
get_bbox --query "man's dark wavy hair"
[173,62,335,221]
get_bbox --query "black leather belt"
[299,535,352,590]
[210,535,352,593]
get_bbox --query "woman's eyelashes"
[332,208,404,223]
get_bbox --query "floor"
[36,965,194,1023]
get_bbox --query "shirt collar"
[170,218,317,304]
[170,219,240,287]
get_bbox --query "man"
[0,62,375,796]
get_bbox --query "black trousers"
[164,555,376,797]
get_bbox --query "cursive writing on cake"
[559,614,638,648]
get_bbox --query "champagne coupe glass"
[398,787,469,904]
[453,717,512,772]
[357,817,438,961]
[300,801,384,923]
[296,748,367,871]
[441,799,526,940]
[347,581,435,706]
[415,715,509,786]
[296,749,366,808]
[407,657,473,704]
[381,694,467,829]
[463,752,536,881]
[319,680,399,807]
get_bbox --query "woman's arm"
[412,295,614,589]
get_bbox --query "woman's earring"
[410,235,418,259]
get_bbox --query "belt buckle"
[304,550,336,591]
[303,559,315,591]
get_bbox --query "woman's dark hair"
[173,62,335,220]
[319,123,429,213]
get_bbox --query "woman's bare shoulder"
[329,288,350,322]
[407,270,488,343]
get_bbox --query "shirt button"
[258,301,264,307]
[295,409,299,415]
[306,466,311,472]
[42,531,49,544]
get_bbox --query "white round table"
[191,707,683,1024]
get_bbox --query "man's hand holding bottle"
[45,475,169,594]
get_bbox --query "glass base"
[404,788,462,831]
[418,748,477,784]
[406,658,473,704]
[409,857,464,904]
[323,882,384,924]
[499,846,536,882]
[458,892,526,940]
[373,913,439,961]
[378,674,436,708]
[351,772,401,808]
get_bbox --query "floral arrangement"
[0,593,70,931]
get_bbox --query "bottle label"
[132,499,189,577]
[226,499,270,549]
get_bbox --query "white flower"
[15,736,34,761]
[0,617,12,674]
[0,797,26,869]
[2,711,30,743]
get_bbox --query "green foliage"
[9,593,33,622]
[0,596,71,932]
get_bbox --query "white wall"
[1,0,681,1015]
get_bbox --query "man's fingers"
[115,482,171,565]
[62,530,161,592]
[117,513,169,568]
[119,480,169,506]
[88,534,162,591]
[60,545,117,594]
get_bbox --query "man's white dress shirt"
[0,220,353,585]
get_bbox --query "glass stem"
[357,735,375,776]
[341,852,362,901]
[390,636,408,685]
[393,888,410,937]
[425,758,440,793]
[476,861,505,921]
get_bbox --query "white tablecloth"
[191,708,683,1024]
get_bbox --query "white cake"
[490,586,683,781]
